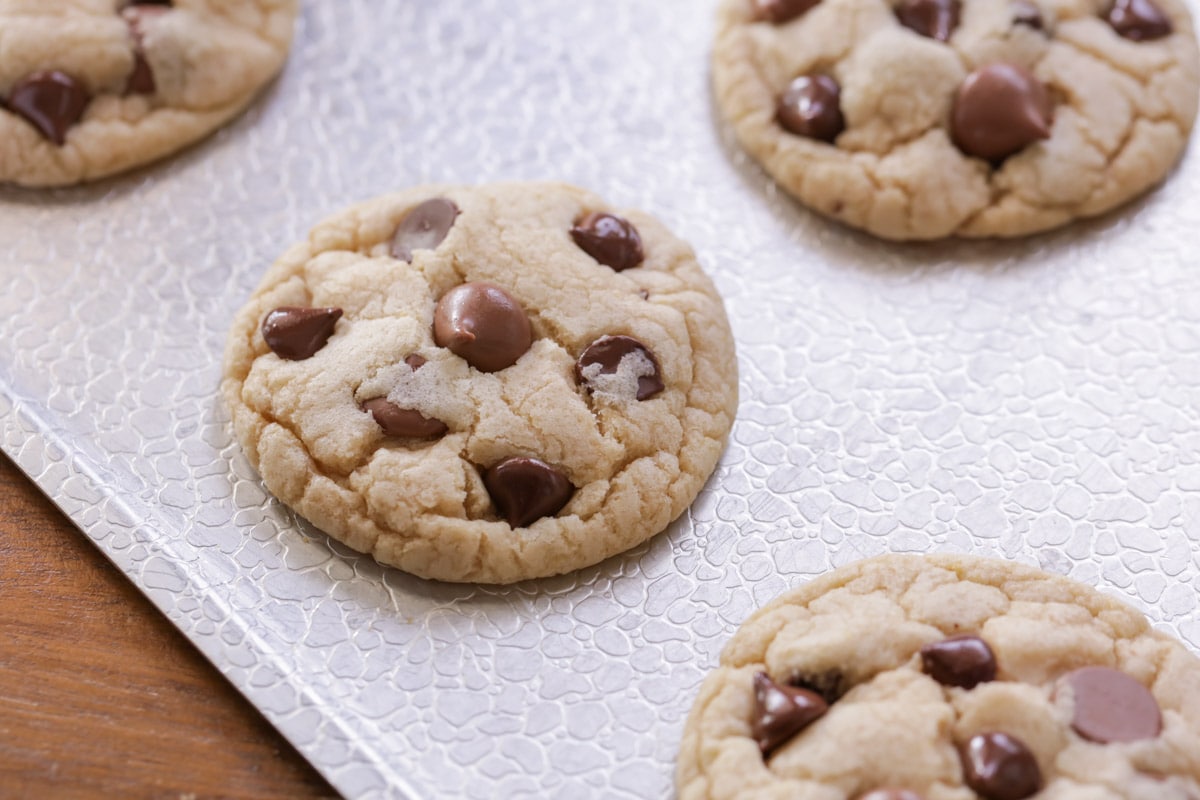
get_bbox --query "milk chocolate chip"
[1105,0,1172,40]
[261,307,343,360]
[576,335,664,401]
[6,71,90,146]
[123,4,170,95]
[433,282,532,372]
[1011,0,1044,28]
[484,457,574,528]
[751,672,829,756]
[754,0,821,23]
[951,63,1052,161]
[778,75,844,142]
[1065,667,1162,743]
[920,635,997,689]
[390,198,460,262]
[362,398,447,439]
[961,733,1042,800]
[570,212,644,272]
[895,0,961,41]
[858,791,924,800]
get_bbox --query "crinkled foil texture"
[1,1,1199,798]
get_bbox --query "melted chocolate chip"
[6,71,90,146]
[920,635,997,689]
[483,457,574,528]
[433,282,532,372]
[751,672,829,757]
[951,63,1053,162]
[362,398,447,439]
[777,74,844,143]
[895,0,961,41]
[1105,0,1172,40]
[576,335,664,401]
[123,5,170,95]
[753,0,821,23]
[1012,0,1044,29]
[261,307,343,360]
[961,733,1043,800]
[570,212,644,272]
[1065,667,1162,743]
[390,198,460,262]
[858,791,924,800]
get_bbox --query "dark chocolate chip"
[777,74,844,143]
[483,457,574,528]
[751,671,829,757]
[6,71,91,146]
[261,307,343,360]
[895,0,961,41]
[433,282,532,373]
[390,198,460,262]
[753,0,821,23]
[951,63,1052,162]
[1064,666,1162,743]
[920,634,997,689]
[857,791,925,800]
[362,398,447,439]
[123,5,170,95]
[1105,0,1172,40]
[570,212,644,272]
[576,335,664,401]
[961,732,1043,800]
[1011,0,1044,28]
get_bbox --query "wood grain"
[0,454,338,799]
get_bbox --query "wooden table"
[0,454,337,798]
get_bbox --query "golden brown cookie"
[221,182,739,584]
[0,0,297,187]
[678,553,1200,799]
[713,0,1200,239]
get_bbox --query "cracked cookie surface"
[713,0,1200,239]
[221,182,738,584]
[0,0,297,187]
[677,553,1200,799]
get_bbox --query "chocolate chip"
[1064,666,1161,743]
[404,354,427,370]
[483,457,574,528]
[1011,0,1044,28]
[895,0,961,41]
[123,5,170,95]
[951,63,1052,162]
[857,791,924,800]
[362,398,447,439]
[751,672,829,757]
[570,212,644,272]
[261,307,343,360]
[753,0,821,24]
[920,634,997,689]
[1105,0,1172,40]
[576,335,664,401]
[390,198,460,263]
[777,75,844,143]
[433,282,532,372]
[960,733,1043,800]
[6,71,90,146]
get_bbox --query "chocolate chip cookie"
[221,183,738,584]
[0,1,297,187]
[713,0,1200,239]
[677,553,1200,799]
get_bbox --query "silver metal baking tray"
[2,1,1199,797]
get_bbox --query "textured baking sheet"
[3,1,1200,797]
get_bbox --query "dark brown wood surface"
[0,454,338,799]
